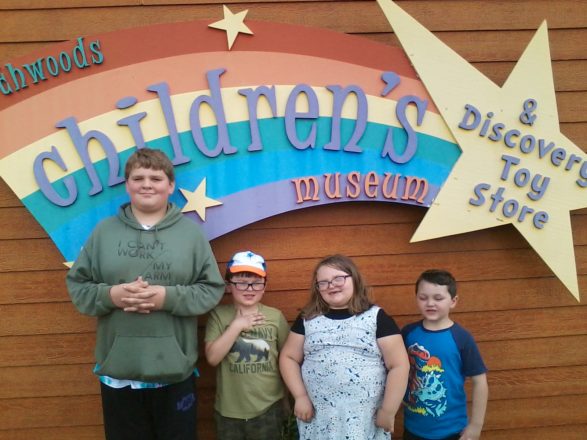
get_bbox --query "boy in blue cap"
[205,251,290,440]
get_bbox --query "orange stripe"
[0,20,417,110]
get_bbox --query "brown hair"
[416,269,457,298]
[124,148,175,182]
[301,254,372,319]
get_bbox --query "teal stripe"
[23,116,458,238]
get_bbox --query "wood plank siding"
[1,1,586,439]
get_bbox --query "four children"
[67,149,488,440]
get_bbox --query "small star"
[180,178,223,221]
[208,5,253,50]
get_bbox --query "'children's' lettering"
[33,69,426,207]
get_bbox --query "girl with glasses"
[280,254,409,439]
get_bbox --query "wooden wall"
[1,1,585,439]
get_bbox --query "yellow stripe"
[0,85,453,199]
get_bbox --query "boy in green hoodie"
[66,148,225,440]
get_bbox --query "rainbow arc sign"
[0,0,584,300]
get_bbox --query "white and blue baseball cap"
[227,251,267,277]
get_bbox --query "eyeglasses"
[229,281,266,291]
[316,275,351,291]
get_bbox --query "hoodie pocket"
[97,335,192,383]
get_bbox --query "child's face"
[126,166,174,214]
[228,274,266,308]
[416,280,457,328]
[316,265,353,309]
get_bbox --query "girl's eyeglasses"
[316,275,351,291]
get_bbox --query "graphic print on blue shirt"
[405,342,447,417]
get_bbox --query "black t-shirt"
[290,305,400,338]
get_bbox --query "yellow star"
[180,178,223,221]
[208,5,253,50]
[377,0,586,301]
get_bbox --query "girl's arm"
[459,373,488,440]
[279,332,314,422]
[375,334,410,433]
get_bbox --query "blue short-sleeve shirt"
[402,321,487,439]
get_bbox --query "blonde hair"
[301,254,372,320]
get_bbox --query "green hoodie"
[66,203,225,384]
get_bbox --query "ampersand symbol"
[519,98,538,125]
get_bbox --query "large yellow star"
[208,5,253,50]
[180,178,223,221]
[377,0,586,301]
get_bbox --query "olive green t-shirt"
[205,303,290,419]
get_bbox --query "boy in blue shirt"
[402,270,488,440]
